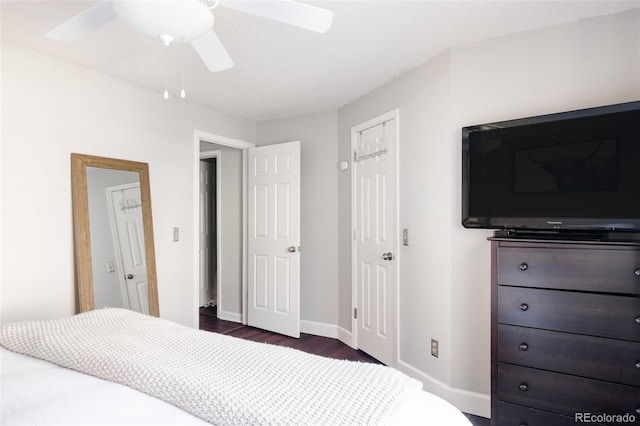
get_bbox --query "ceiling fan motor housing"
[112,0,214,44]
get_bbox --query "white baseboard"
[298,320,355,349]
[337,326,356,348]
[449,387,491,419]
[397,359,490,418]
[300,319,338,338]
[209,314,489,418]
[217,309,242,323]
[213,314,343,339]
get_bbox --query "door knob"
[126,274,134,279]
[288,246,297,253]
[382,252,393,261]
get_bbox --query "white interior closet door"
[247,141,301,337]
[352,111,398,366]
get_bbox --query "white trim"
[195,130,254,150]
[194,130,255,328]
[350,109,400,365]
[337,326,356,349]
[217,309,243,324]
[300,320,338,339]
[241,149,248,325]
[448,387,491,419]
[397,359,490,418]
[200,150,221,316]
[200,149,220,158]
[397,359,451,401]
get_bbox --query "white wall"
[338,9,640,417]
[447,8,640,412]
[1,42,255,327]
[257,110,340,330]
[2,7,639,419]
[338,49,457,395]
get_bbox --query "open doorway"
[195,131,301,337]
[199,157,217,308]
[198,136,249,327]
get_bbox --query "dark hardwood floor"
[199,306,379,363]
[199,306,490,426]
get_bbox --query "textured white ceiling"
[2,1,639,121]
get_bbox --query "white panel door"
[107,182,149,315]
[353,114,397,366]
[247,141,301,337]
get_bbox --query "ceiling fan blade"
[220,0,333,33]
[46,0,116,41]
[190,29,234,72]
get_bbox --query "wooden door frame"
[193,130,255,327]
[350,109,400,366]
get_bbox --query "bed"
[1,308,471,425]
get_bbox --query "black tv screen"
[462,101,640,235]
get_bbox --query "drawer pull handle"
[635,268,640,277]
[519,303,529,312]
[636,362,640,369]
[636,317,640,324]
[519,263,528,271]
[519,383,528,392]
[519,343,529,351]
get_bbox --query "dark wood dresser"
[490,238,640,426]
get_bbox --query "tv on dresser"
[462,102,640,425]
[462,101,640,240]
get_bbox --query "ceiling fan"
[46,0,333,72]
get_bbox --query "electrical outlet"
[431,339,439,358]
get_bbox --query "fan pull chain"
[163,44,170,99]
[180,47,186,99]
[159,34,175,100]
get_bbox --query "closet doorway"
[199,137,249,325]
[199,157,217,308]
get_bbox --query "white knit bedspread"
[0,308,422,425]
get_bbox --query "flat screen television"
[462,101,640,239]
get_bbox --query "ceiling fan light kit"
[46,0,333,98]
[113,0,214,45]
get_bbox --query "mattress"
[1,347,471,425]
[0,307,473,426]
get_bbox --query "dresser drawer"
[497,247,640,294]
[498,286,640,341]
[497,401,604,426]
[498,363,640,418]
[498,324,640,386]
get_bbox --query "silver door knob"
[126,274,134,279]
[382,252,393,261]
[288,246,297,253]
